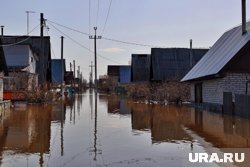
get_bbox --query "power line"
[102,37,158,48]
[101,0,113,36]
[47,20,91,36]
[45,26,57,59]
[47,22,122,64]
[47,19,163,48]
[0,24,40,47]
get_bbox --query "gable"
[182,22,250,82]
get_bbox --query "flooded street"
[0,90,250,167]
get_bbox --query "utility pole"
[26,11,35,34]
[78,66,80,91]
[89,27,102,88]
[73,60,76,91]
[1,26,4,37]
[40,13,45,86]
[61,36,64,95]
[89,61,94,88]
[70,62,73,86]
[40,13,44,37]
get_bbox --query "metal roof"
[182,22,250,82]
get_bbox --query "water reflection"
[1,92,250,166]
[129,103,193,143]
[0,105,52,166]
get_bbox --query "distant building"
[151,48,208,81]
[107,65,131,84]
[182,22,250,112]
[51,59,65,85]
[131,54,151,82]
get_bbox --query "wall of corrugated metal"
[51,59,65,84]
[119,66,131,84]
[108,65,120,76]
[151,48,208,81]
[131,54,151,82]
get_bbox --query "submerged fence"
[223,92,250,118]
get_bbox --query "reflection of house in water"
[129,103,193,143]
[186,109,250,166]
[107,96,131,115]
[0,106,52,165]
[130,103,152,130]
[51,102,66,122]
[151,105,193,143]
[187,109,250,148]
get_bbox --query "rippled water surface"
[0,90,250,167]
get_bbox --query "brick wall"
[191,73,250,105]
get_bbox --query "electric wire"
[47,22,122,65]
[0,24,40,47]
[45,26,57,59]
[46,19,163,48]
[47,20,91,36]
[101,0,113,36]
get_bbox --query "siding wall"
[131,54,151,82]
[191,73,250,105]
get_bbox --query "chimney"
[242,0,247,35]
[190,39,193,68]
[1,26,4,37]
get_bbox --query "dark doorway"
[195,83,203,104]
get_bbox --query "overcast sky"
[1,0,249,79]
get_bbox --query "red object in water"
[3,91,27,101]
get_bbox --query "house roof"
[181,22,250,82]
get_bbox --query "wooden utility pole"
[89,27,101,88]
[61,36,64,95]
[73,60,76,90]
[40,13,45,86]
[89,61,94,88]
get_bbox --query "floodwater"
[0,90,250,167]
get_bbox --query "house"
[3,44,39,91]
[3,45,38,74]
[51,59,65,85]
[151,48,208,81]
[181,21,250,113]
[2,36,52,86]
[107,65,131,84]
[131,54,151,82]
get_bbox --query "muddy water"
[0,90,250,167]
